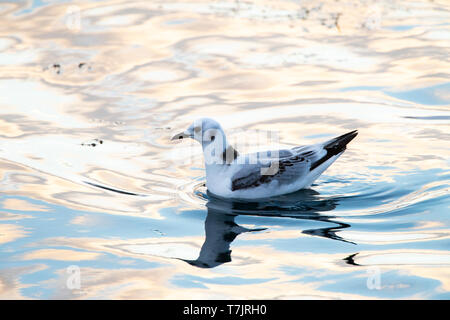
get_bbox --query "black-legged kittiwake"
[172,118,357,199]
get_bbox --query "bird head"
[171,118,225,147]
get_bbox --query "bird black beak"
[171,131,192,141]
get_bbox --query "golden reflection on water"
[0,0,449,299]
[0,224,28,245]
[10,232,450,299]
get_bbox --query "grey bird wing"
[231,130,358,191]
[231,146,323,191]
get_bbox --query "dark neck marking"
[222,145,239,164]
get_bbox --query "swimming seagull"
[172,118,357,199]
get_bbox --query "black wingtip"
[324,130,358,152]
[310,130,358,171]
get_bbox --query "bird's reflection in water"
[182,212,266,268]
[182,189,354,269]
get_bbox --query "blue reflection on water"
[321,270,442,299]
[1,165,448,298]
[340,82,450,106]
[385,25,417,31]
[386,83,450,105]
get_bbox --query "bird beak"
[171,131,192,141]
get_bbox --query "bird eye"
[211,135,215,141]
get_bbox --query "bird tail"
[323,130,358,153]
[310,130,358,171]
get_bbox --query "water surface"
[0,0,449,299]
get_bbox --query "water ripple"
[0,0,449,299]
